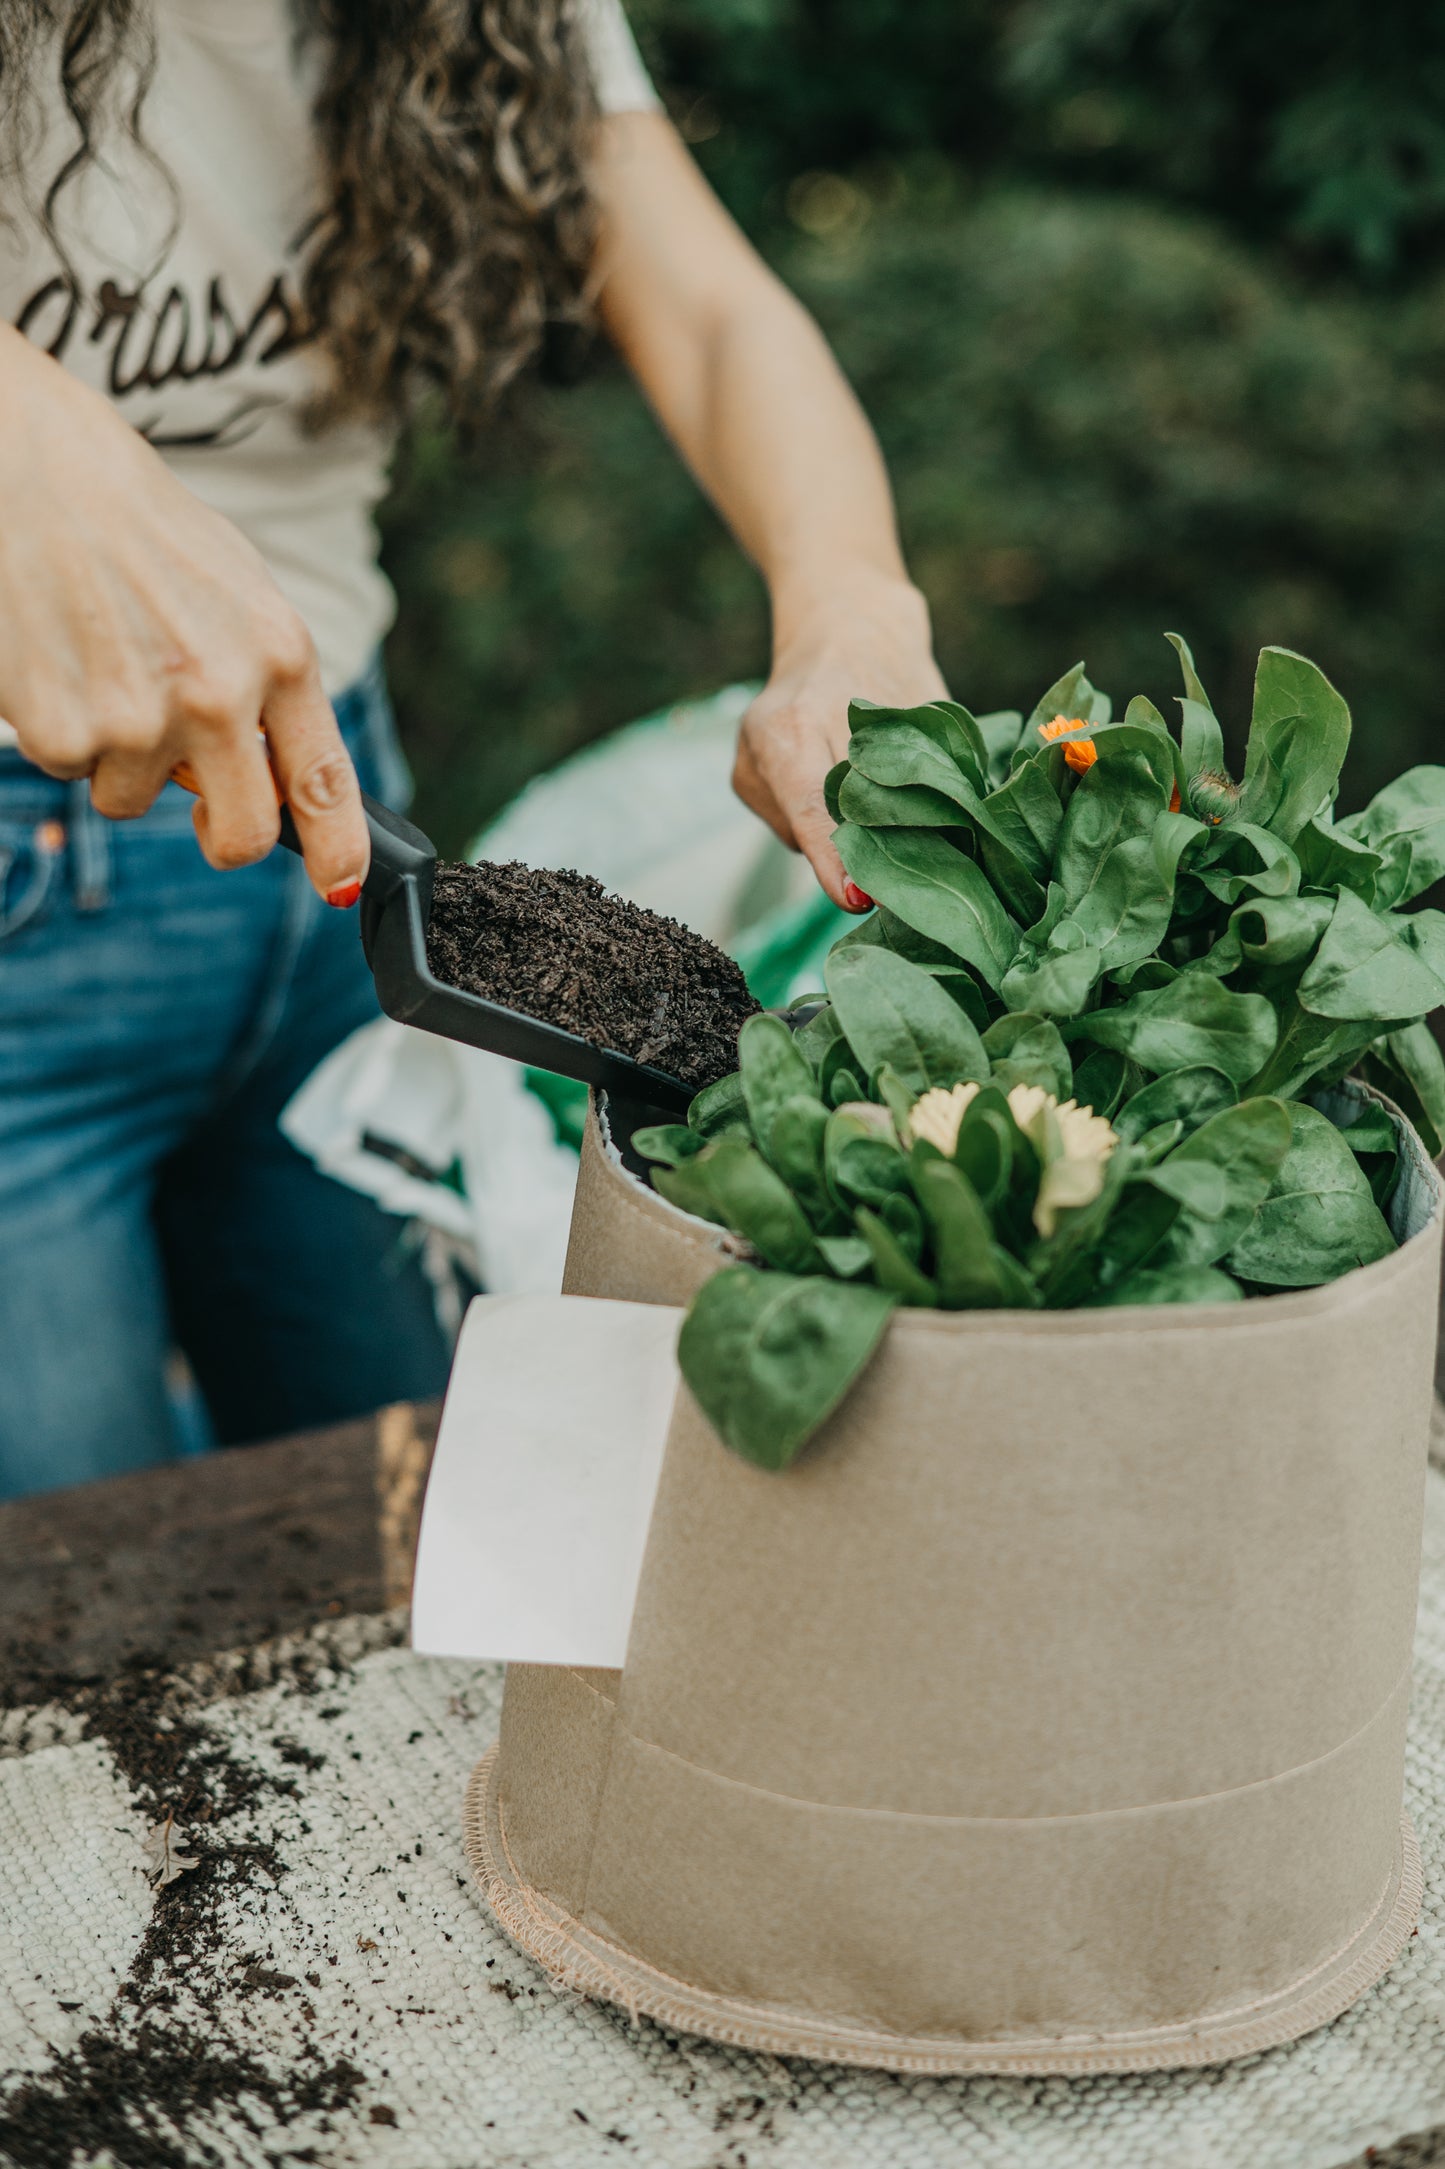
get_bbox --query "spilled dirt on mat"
[0,1641,376,2169]
[425,859,759,1091]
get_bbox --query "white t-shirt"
[0,0,658,712]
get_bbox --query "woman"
[0,0,945,1498]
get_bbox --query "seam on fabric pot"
[497,1769,1396,2031]
[466,1748,1422,2075]
[609,1658,1410,1826]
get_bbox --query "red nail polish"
[843,882,874,913]
[326,879,362,909]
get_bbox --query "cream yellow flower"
[904,1078,1118,1238]
[1025,1094,1119,1237]
[905,1081,982,1157]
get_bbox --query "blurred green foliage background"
[381,0,1445,858]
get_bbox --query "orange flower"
[1038,714,1096,775]
[1040,713,1185,809]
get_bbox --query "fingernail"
[843,882,874,913]
[326,879,363,909]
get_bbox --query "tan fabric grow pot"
[465,1086,1444,2075]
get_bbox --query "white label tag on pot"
[410,1292,683,1668]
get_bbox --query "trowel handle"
[277,791,437,915]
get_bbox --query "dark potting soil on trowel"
[425,859,760,1091]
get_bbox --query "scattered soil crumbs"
[0,1649,368,2169]
[426,859,759,1090]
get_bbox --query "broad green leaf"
[824,946,989,1096]
[1000,942,1105,1018]
[977,708,1025,786]
[849,729,1048,920]
[823,759,849,825]
[879,1187,926,1256]
[1238,646,1352,843]
[1177,698,1226,783]
[849,697,987,791]
[824,1107,910,1210]
[1110,958,1178,994]
[1146,1097,1293,1266]
[1165,630,1217,716]
[1245,1007,1382,1103]
[1402,908,1445,986]
[859,905,995,1025]
[793,1003,844,1074]
[981,1012,1072,1098]
[1098,717,1178,793]
[1297,889,1445,1021]
[856,1207,938,1305]
[1120,697,1188,797]
[914,1156,1037,1307]
[1071,1045,1133,1119]
[1227,1104,1396,1287]
[1054,777,1204,970]
[928,701,993,786]
[677,1267,897,1470]
[688,1070,750,1141]
[632,1124,704,1168]
[1359,1021,1445,1157]
[672,1138,822,1272]
[1149,1097,1291,1212]
[982,757,1064,878]
[1132,1120,1186,1166]
[1019,880,1069,949]
[767,1096,841,1233]
[1022,661,1089,740]
[1093,1264,1242,1307]
[870,1061,916,1133]
[973,829,1049,929]
[1234,894,1335,972]
[1333,1102,1400,1211]
[1196,823,1300,905]
[653,1156,730,1226]
[1032,1140,1135,1304]
[837,769,971,829]
[834,825,1017,989]
[1040,1175,1180,1311]
[1336,1103,1398,1158]
[827,1064,865,1108]
[849,723,981,805]
[953,1104,1012,1209]
[737,1012,818,1162]
[815,1234,872,1278]
[1115,1066,1237,1143]
[1294,816,1382,904]
[1054,745,1165,908]
[1340,767,1445,909]
[1071,974,1278,1081]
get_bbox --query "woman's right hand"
[0,325,369,902]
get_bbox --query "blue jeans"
[0,663,453,1501]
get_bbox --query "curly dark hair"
[0,0,602,431]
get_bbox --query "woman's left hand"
[734,575,949,910]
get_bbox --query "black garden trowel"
[278,791,702,1116]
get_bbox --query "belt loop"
[67,779,113,912]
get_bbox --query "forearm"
[595,116,922,649]
[649,276,917,642]
[594,113,944,903]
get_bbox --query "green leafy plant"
[635,639,1445,1471]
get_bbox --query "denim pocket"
[0,817,63,942]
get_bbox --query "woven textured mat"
[5,1492,1445,2168]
